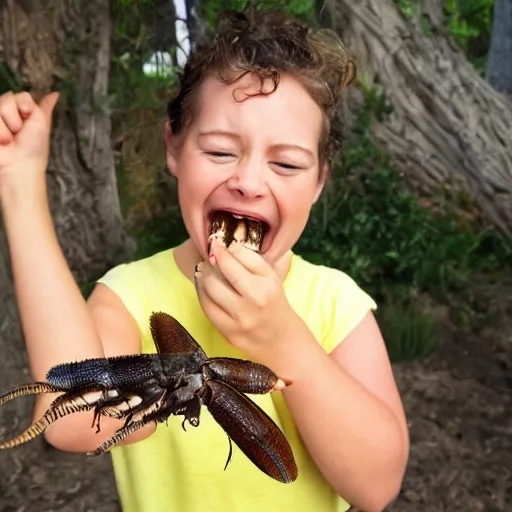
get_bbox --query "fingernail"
[194,261,203,290]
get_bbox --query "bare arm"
[0,91,155,452]
[278,311,409,512]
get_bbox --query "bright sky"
[142,0,190,74]
[174,0,191,66]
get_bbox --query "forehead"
[192,72,323,143]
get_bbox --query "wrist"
[251,313,326,382]
[0,170,49,215]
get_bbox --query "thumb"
[38,92,60,127]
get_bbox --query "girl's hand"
[0,91,59,193]
[195,240,299,364]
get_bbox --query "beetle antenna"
[0,382,65,406]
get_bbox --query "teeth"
[233,220,247,243]
[208,211,265,253]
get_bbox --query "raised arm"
[0,91,155,452]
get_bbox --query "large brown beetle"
[0,312,298,483]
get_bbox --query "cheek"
[176,158,211,200]
[279,182,317,224]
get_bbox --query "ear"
[312,163,329,204]
[164,120,179,178]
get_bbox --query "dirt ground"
[1,281,511,512]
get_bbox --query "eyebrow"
[198,129,239,140]
[198,130,314,157]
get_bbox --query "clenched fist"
[0,91,59,194]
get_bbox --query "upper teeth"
[208,211,265,253]
[233,221,247,242]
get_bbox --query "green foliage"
[394,0,415,19]
[443,0,493,72]
[0,64,25,94]
[393,0,494,72]
[376,299,438,362]
[199,0,317,26]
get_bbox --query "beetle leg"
[89,390,168,455]
[0,392,96,449]
[173,396,201,431]
[224,436,233,470]
[88,419,148,456]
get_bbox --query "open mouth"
[208,210,269,253]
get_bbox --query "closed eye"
[273,162,300,170]
[205,151,235,158]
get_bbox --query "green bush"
[393,0,494,73]
[376,299,438,362]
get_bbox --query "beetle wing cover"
[204,380,298,483]
[150,312,207,362]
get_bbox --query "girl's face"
[166,72,326,267]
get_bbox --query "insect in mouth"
[208,210,268,253]
[0,312,298,484]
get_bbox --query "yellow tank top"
[97,247,376,512]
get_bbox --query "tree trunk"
[0,0,127,508]
[486,0,512,98]
[325,0,512,234]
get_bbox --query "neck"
[173,238,293,282]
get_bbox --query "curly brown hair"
[167,5,356,170]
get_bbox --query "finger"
[0,121,14,145]
[195,271,235,332]
[224,241,271,276]
[14,91,38,119]
[38,92,60,128]
[271,378,290,391]
[0,92,24,134]
[196,262,242,317]
[212,242,270,296]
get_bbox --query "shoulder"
[101,247,175,277]
[95,247,178,328]
[286,253,377,353]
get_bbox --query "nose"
[226,159,266,199]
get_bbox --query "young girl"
[0,6,408,512]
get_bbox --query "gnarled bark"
[326,0,512,233]
[0,0,126,508]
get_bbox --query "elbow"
[42,414,103,453]
[344,440,409,512]
[43,412,156,454]
[345,479,403,512]
[360,482,403,512]
[367,443,409,511]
